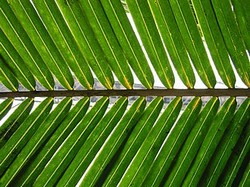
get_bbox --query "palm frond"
[0,0,249,186]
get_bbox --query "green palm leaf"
[148,0,195,88]
[79,0,134,89]
[78,97,146,186]
[0,0,54,90]
[101,97,163,186]
[143,97,202,186]
[0,56,18,91]
[100,0,154,89]
[201,98,250,186]
[8,0,74,90]
[34,97,109,186]
[0,30,35,91]
[55,0,114,89]
[126,0,175,88]
[183,97,237,186]
[0,98,34,148]
[164,97,219,186]
[14,97,90,186]
[232,0,250,51]
[0,0,249,186]
[219,120,250,186]
[190,0,236,88]
[211,0,250,87]
[58,97,128,186]
[239,160,250,186]
[115,97,182,186]
[0,98,13,121]
[166,0,216,88]
[0,97,72,186]
[0,98,53,177]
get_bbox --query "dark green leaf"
[0,98,34,148]
[0,98,13,121]
[0,97,72,186]
[143,97,202,186]
[164,97,219,186]
[0,56,18,91]
[14,97,89,186]
[102,97,163,186]
[58,97,128,186]
[183,97,237,186]
[0,98,53,178]
[219,120,250,186]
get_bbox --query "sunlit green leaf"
[191,0,236,88]
[8,0,74,90]
[58,97,128,186]
[34,97,109,187]
[0,0,54,90]
[126,0,175,88]
[79,0,134,89]
[56,0,114,89]
[78,97,146,187]
[100,0,154,89]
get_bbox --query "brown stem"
[0,89,249,98]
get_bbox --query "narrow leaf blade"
[78,97,146,187]
[13,97,90,186]
[0,98,13,121]
[34,97,109,187]
[0,98,34,149]
[0,98,53,178]
[56,0,114,89]
[116,97,182,187]
[0,0,54,90]
[0,30,35,91]
[80,0,134,89]
[183,97,237,186]
[58,97,128,186]
[126,0,175,88]
[191,0,236,88]
[8,0,74,90]
[142,97,202,186]
[0,56,18,91]
[164,97,220,186]
[100,0,154,89]
[0,98,72,186]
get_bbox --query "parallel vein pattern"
[0,0,249,186]
[0,0,249,90]
[0,97,249,186]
